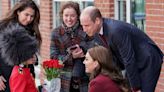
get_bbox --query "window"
[10,0,19,8]
[10,0,40,8]
[52,0,94,28]
[131,0,145,31]
[115,0,145,31]
[115,0,127,21]
[53,1,61,28]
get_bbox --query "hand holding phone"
[67,44,78,53]
[69,45,78,51]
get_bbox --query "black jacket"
[0,21,37,92]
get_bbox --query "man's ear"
[95,17,101,25]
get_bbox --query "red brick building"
[0,0,163,91]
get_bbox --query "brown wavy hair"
[88,46,130,92]
[0,0,41,46]
[59,1,80,20]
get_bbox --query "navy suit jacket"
[99,18,163,91]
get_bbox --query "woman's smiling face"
[62,7,78,27]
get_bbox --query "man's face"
[80,15,99,37]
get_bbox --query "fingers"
[72,48,84,58]
[0,76,6,91]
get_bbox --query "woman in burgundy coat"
[83,46,130,92]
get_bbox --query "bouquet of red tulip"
[43,59,64,81]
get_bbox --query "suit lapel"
[102,19,111,47]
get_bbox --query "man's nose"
[82,27,87,32]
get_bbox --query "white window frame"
[114,0,131,23]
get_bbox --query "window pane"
[118,1,126,21]
[53,1,61,27]
[131,0,145,31]
[10,0,19,8]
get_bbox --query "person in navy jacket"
[80,6,163,92]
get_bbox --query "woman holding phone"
[49,1,88,92]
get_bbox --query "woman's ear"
[17,11,20,16]
[94,60,99,68]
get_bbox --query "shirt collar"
[99,26,103,35]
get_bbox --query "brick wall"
[94,0,114,18]
[39,0,53,60]
[1,0,10,19]
[146,0,164,92]
[146,0,164,53]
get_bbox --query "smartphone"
[69,45,78,50]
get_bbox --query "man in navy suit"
[80,6,163,92]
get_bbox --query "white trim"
[114,0,119,20]
[114,0,131,23]
[126,0,131,23]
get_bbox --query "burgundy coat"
[89,74,121,92]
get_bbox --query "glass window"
[118,0,126,21]
[115,0,145,31]
[10,0,40,8]
[10,0,19,8]
[115,0,127,22]
[53,1,61,28]
[52,0,94,28]
[131,0,145,31]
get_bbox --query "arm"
[50,29,72,63]
[50,30,62,59]
[111,28,141,89]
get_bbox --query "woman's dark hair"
[59,1,80,20]
[88,46,130,92]
[0,0,41,46]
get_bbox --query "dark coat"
[50,25,89,92]
[100,18,163,92]
[0,21,37,92]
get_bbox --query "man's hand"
[0,75,6,91]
